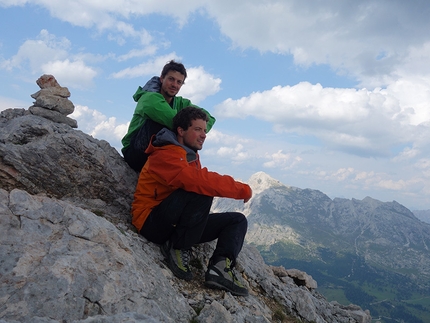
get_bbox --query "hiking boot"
[205,258,249,296]
[160,241,193,281]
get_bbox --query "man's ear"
[177,127,184,136]
[176,127,185,144]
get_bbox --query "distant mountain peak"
[248,171,286,194]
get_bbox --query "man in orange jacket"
[132,106,252,296]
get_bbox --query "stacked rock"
[29,74,78,128]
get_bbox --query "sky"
[1,1,430,211]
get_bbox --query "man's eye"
[168,77,183,85]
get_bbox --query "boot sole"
[205,279,249,296]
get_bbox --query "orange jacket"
[131,129,252,231]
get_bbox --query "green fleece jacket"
[121,87,216,150]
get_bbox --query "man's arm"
[135,92,177,128]
[149,147,251,201]
[136,92,216,132]
[175,165,252,202]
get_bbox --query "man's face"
[160,70,185,101]
[178,118,207,151]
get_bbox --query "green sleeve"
[136,92,216,131]
[136,92,177,129]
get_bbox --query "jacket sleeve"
[137,93,217,132]
[137,93,177,129]
[148,147,251,200]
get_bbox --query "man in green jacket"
[121,60,216,172]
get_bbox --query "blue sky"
[1,1,430,211]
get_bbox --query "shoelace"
[224,261,240,283]
[180,249,191,268]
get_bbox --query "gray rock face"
[0,189,194,323]
[0,188,371,323]
[0,107,371,323]
[0,108,137,226]
[29,106,77,128]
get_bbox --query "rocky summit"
[0,76,371,323]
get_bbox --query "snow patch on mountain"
[248,171,287,194]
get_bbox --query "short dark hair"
[161,60,187,80]
[173,106,209,134]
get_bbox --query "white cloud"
[202,126,430,208]
[1,29,70,72]
[1,30,98,89]
[0,0,29,7]
[393,147,420,162]
[117,46,158,62]
[1,0,202,34]
[0,96,29,111]
[41,59,97,89]
[204,129,254,163]
[263,150,302,170]
[206,129,250,145]
[70,105,128,151]
[333,167,356,181]
[311,165,427,195]
[111,59,221,104]
[415,159,430,179]
[205,1,430,85]
[214,81,430,158]
[111,53,181,79]
[179,66,222,104]
[108,23,154,46]
[4,1,430,87]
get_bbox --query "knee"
[232,212,248,229]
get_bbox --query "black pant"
[140,189,248,265]
[122,119,165,172]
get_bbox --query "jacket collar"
[152,128,198,163]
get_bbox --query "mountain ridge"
[213,171,430,280]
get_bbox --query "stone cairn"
[29,74,78,128]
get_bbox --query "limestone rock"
[29,74,77,127]
[272,266,318,290]
[29,106,77,128]
[0,108,137,226]
[0,188,372,323]
[36,74,62,88]
[31,88,74,114]
[0,189,193,323]
[31,86,71,99]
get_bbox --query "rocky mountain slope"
[413,209,430,224]
[211,172,430,322]
[0,77,371,323]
